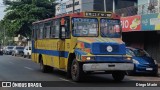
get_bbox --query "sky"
[0,0,6,20]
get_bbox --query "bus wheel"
[40,58,53,73]
[112,71,125,82]
[71,59,84,82]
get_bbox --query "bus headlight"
[86,57,91,60]
[81,56,95,61]
[124,57,132,61]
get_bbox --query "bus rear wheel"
[40,58,53,73]
[71,59,84,82]
[112,71,125,82]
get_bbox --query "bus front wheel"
[112,71,125,82]
[71,59,84,82]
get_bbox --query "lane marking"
[9,62,14,64]
[18,57,31,61]
[59,78,76,84]
[129,79,160,81]
[8,55,31,61]
[24,66,34,70]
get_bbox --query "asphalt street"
[0,55,160,89]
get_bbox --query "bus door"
[57,17,70,69]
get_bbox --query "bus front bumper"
[83,63,134,72]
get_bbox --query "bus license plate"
[146,68,153,71]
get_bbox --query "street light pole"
[73,0,75,13]
[3,26,5,47]
[113,0,115,13]
[104,0,106,12]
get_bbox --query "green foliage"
[2,0,56,38]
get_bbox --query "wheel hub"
[72,62,78,77]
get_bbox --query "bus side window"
[44,21,51,39]
[51,19,60,38]
[64,17,70,38]
[36,24,40,39]
[35,24,40,40]
[32,25,35,40]
[60,17,70,39]
[39,23,44,39]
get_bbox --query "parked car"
[126,47,158,76]
[23,46,31,58]
[3,46,14,55]
[12,46,24,56]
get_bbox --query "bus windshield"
[100,19,121,38]
[72,18,98,37]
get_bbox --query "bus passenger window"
[46,26,51,38]
[64,17,70,38]
[51,20,60,38]
[39,23,44,39]
[44,21,51,39]
[33,24,38,40]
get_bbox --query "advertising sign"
[121,15,141,32]
[141,13,160,31]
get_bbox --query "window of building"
[74,9,80,13]
[149,0,158,6]
[74,1,79,5]
[66,1,79,8]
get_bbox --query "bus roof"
[33,11,120,24]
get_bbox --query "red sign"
[121,15,141,32]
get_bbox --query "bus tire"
[112,71,125,82]
[71,59,84,82]
[66,53,75,78]
[40,57,53,73]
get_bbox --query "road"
[0,55,160,89]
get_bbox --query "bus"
[32,11,134,82]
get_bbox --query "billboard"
[141,13,160,31]
[121,15,141,32]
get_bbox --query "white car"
[23,46,31,58]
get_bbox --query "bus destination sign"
[85,12,112,17]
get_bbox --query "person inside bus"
[101,23,108,37]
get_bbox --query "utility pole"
[113,0,115,13]
[73,0,75,13]
[104,0,106,12]
[3,26,5,47]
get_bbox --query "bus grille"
[91,43,125,55]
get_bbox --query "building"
[138,0,160,15]
[55,0,137,16]
[120,0,160,63]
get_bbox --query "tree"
[2,0,57,38]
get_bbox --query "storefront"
[121,14,160,63]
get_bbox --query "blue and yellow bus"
[32,11,134,82]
